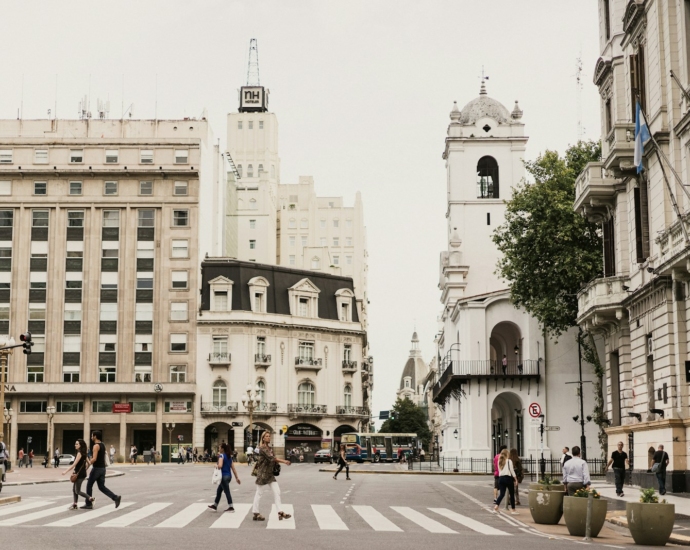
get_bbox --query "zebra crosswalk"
[0,500,514,535]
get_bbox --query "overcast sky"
[2,1,601,422]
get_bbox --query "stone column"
[119,402,127,462]
[10,396,18,467]
[155,395,163,455]
[83,395,91,442]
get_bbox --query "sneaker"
[114,495,121,509]
[225,506,235,513]
[80,505,93,510]
[208,504,217,512]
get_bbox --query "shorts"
[494,476,500,489]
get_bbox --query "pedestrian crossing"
[0,500,513,535]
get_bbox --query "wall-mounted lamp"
[586,415,592,422]
[650,408,665,419]
[573,415,579,422]
[513,344,519,356]
[453,429,458,440]
[503,430,509,439]
[628,412,642,421]
[646,267,655,274]
[626,129,633,142]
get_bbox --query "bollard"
[583,491,593,541]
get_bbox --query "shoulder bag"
[273,462,281,477]
[70,457,87,483]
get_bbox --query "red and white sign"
[528,402,542,418]
[112,403,132,414]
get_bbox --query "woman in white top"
[493,448,518,514]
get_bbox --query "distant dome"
[458,81,512,125]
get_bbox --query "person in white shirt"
[246,445,254,465]
[560,446,572,466]
[109,445,116,465]
[562,446,591,495]
[493,449,519,515]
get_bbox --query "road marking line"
[392,507,457,533]
[267,504,295,529]
[99,503,171,527]
[47,502,134,526]
[210,503,252,528]
[352,505,402,532]
[155,502,207,528]
[441,481,528,528]
[0,504,68,526]
[0,500,54,517]
[429,508,509,536]
[312,505,348,530]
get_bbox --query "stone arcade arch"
[491,392,524,456]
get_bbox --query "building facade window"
[172,239,189,258]
[69,150,83,163]
[213,380,227,407]
[476,156,499,198]
[69,181,82,195]
[140,181,153,195]
[170,365,186,383]
[344,384,352,407]
[174,181,188,195]
[105,149,118,163]
[34,182,47,195]
[170,333,187,352]
[140,149,153,164]
[171,271,188,289]
[104,181,118,195]
[34,149,48,164]
[138,210,154,227]
[298,382,315,406]
[174,150,188,164]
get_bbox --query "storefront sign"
[168,401,187,412]
[321,439,331,449]
[231,421,243,427]
[3,385,16,392]
[287,423,322,438]
[112,403,132,413]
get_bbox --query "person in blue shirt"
[208,443,241,512]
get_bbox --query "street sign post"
[529,402,542,418]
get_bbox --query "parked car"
[58,454,75,466]
[314,449,333,464]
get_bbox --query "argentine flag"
[634,101,651,174]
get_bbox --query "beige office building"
[0,117,224,462]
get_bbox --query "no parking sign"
[528,402,542,418]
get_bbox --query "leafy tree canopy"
[492,140,603,338]
[380,398,431,447]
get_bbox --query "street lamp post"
[3,407,12,462]
[166,422,175,463]
[0,336,16,448]
[46,406,55,462]
[242,384,261,451]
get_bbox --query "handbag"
[211,467,222,485]
[70,457,87,483]
[273,462,281,477]
[651,462,660,473]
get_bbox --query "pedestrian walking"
[333,444,351,481]
[560,446,572,466]
[0,433,7,482]
[109,445,116,465]
[606,441,629,497]
[509,448,523,506]
[62,439,93,510]
[18,448,24,468]
[28,449,34,468]
[208,443,241,512]
[652,444,670,495]
[246,445,254,465]
[54,448,60,468]
[43,450,49,468]
[130,444,137,465]
[193,448,198,463]
[251,431,292,521]
[492,445,507,504]
[420,448,425,462]
[562,445,591,495]
[149,446,156,465]
[493,449,519,515]
[178,446,185,465]
[82,430,122,510]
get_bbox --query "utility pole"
[566,333,592,460]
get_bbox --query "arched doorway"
[489,321,522,375]
[285,423,322,463]
[244,421,272,451]
[204,422,234,459]
[334,424,357,452]
[491,392,524,456]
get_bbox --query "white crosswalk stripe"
[267,504,295,529]
[0,504,69,526]
[391,507,457,533]
[311,504,348,530]
[47,502,134,527]
[0,500,54,517]
[155,502,207,528]
[352,505,402,532]
[429,508,510,535]
[210,503,253,528]
[99,502,171,528]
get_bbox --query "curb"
[0,495,21,505]
[4,470,125,487]
[606,514,690,546]
[317,468,487,475]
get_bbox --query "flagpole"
[637,99,690,246]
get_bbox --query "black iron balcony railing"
[342,360,358,371]
[253,402,278,414]
[200,400,239,414]
[335,406,369,416]
[295,357,322,367]
[209,352,231,364]
[255,354,272,364]
[288,403,327,415]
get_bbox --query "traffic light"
[20,332,33,355]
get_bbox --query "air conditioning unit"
[647,336,654,357]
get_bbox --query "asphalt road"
[0,464,627,549]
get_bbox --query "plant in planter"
[626,488,675,546]
[563,487,607,537]
[528,475,566,524]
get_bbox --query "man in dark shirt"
[652,444,670,495]
[606,441,629,497]
[83,430,122,509]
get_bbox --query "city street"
[0,464,633,549]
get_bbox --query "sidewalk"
[3,466,124,486]
[591,480,690,515]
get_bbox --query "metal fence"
[407,455,608,478]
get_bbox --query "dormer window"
[248,276,269,313]
[288,278,320,318]
[298,298,309,316]
[335,288,355,322]
[208,276,233,312]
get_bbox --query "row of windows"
[237,164,274,179]
[210,336,353,361]
[211,380,353,407]
[0,208,188,228]
[16,399,190,414]
[237,120,263,130]
[286,218,352,229]
[287,236,354,247]
[285,255,352,268]
[0,148,190,165]
[7,299,191,322]
[0,180,190,197]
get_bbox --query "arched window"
[258,164,264,174]
[344,384,352,407]
[256,380,265,404]
[476,156,499,198]
[249,198,257,210]
[311,257,320,269]
[247,164,254,177]
[298,382,315,406]
[288,218,296,229]
[213,380,227,407]
[237,165,242,178]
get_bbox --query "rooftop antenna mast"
[575,55,584,141]
[246,38,260,86]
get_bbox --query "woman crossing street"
[251,432,291,521]
[62,439,93,510]
[208,443,240,512]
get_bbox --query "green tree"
[380,398,431,447]
[492,140,608,453]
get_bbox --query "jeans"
[253,482,282,514]
[73,478,90,504]
[613,468,625,495]
[86,467,117,504]
[495,475,515,509]
[214,475,233,506]
[656,471,667,494]
[335,459,349,478]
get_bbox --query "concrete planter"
[528,489,565,524]
[563,496,607,537]
[626,502,675,546]
[529,483,565,491]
